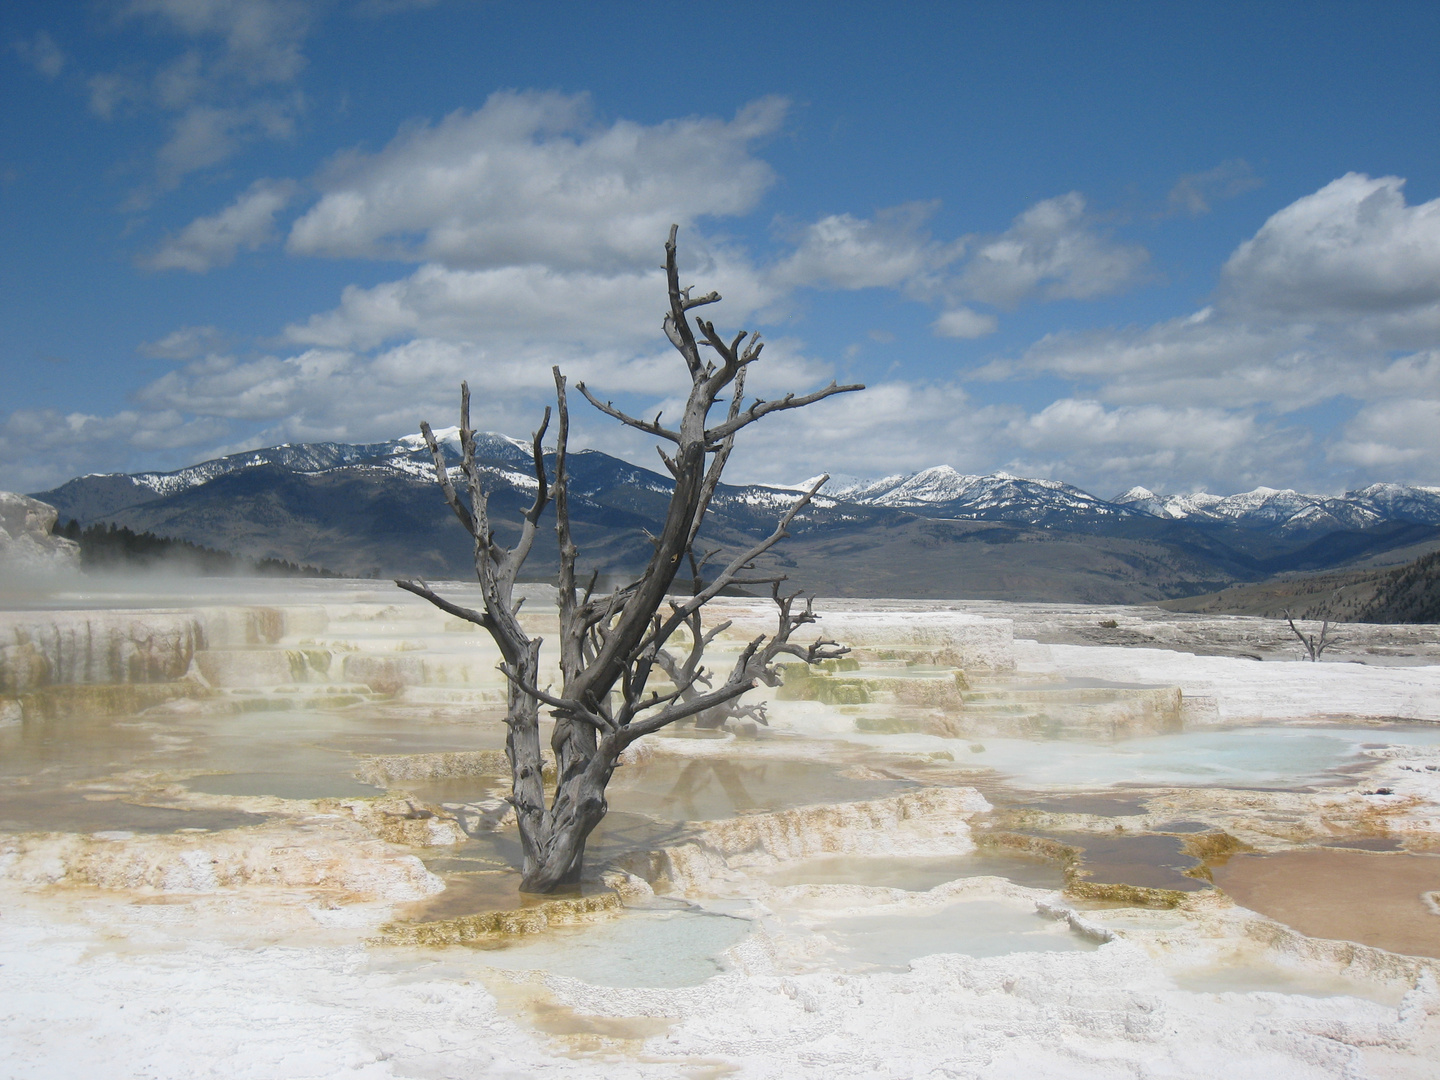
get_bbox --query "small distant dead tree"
[396,226,863,893]
[1284,609,1338,661]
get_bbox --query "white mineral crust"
[0,492,79,575]
[2,888,1438,1079]
[4,592,1440,1077]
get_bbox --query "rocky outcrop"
[623,787,992,894]
[0,493,79,574]
[0,822,444,900]
[0,609,207,694]
[0,603,322,700]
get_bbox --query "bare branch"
[706,381,865,443]
[418,420,475,538]
[454,382,506,566]
[680,286,721,311]
[626,475,826,679]
[553,368,577,615]
[619,632,771,741]
[496,405,551,581]
[687,365,747,550]
[680,474,828,616]
[663,223,707,379]
[575,382,682,443]
[395,578,492,631]
[524,407,552,526]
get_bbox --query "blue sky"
[3,1,1439,498]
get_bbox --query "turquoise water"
[809,900,1098,969]
[940,724,1440,790]
[473,905,753,987]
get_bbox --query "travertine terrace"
[3,577,1440,1077]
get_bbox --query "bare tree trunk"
[400,226,862,893]
[1284,609,1339,661]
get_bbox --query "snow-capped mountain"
[825,466,1141,527]
[1111,483,1440,536]
[29,433,1440,595]
[41,435,1440,547]
[41,433,536,522]
[818,467,1440,538]
[29,432,884,577]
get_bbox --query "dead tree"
[1284,609,1338,661]
[397,226,863,893]
[653,554,777,732]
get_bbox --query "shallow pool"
[802,899,1099,970]
[903,724,1440,791]
[604,756,915,821]
[472,905,753,987]
[764,853,1065,892]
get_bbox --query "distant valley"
[30,433,1440,607]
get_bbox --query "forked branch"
[1284,609,1339,662]
[575,384,681,443]
[706,382,864,443]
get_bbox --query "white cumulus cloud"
[144,178,297,271]
[1329,398,1440,473]
[284,240,775,352]
[1003,398,1311,495]
[769,202,960,292]
[977,173,1440,492]
[932,307,998,339]
[287,91,786,270]
[953,193,1151,308]
[1221,173,1440,324]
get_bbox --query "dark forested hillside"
[55,520,337,578]
[1162,545,1440,624]
[1355,549,1440,623]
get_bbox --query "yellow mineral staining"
[378,892,622,946]
[1064,880,1192,908]
[2,822,442,900]
[1179,831,1255,881]
[356,749,554,787]
[974,831,1082,875]
[327,794,468,846]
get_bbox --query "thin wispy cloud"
[11,30,65,78]
[143,178,297,271]
[75,0,320,197]
[1167,159,1262,216]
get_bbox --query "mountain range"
[28,435,1440,604]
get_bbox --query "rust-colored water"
[1213,848,1440,958]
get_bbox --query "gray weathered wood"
[398,226,863,892]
